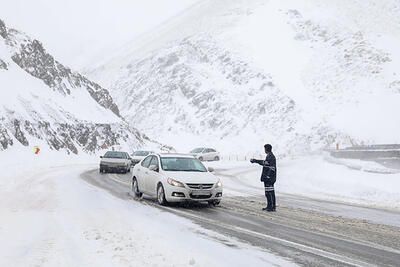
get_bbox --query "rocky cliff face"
[1,19,120,116]
[0,19,149,154]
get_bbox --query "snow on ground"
[0,151,295,267]
[208,155,400,210]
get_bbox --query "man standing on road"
[250,144,277,212]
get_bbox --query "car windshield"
[160,157,207,172]
[104,151,127,159]
[133,151,150,156]
[190,148,204,153]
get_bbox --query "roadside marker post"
[34,146,40,154]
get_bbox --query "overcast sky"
[0,0,199,70]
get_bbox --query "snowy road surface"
[1,160,400,266]
[81,166,400,267]
[0,163,293,267]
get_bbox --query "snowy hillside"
[88,0,400,155]
[0,19,149,154]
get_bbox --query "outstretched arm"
[250,159,270,166]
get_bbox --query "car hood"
[131,156,145,161]
[163,171,218,184]
[101,158,127,164]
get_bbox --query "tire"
[99,168,103,173]
[127,167,131,173]
[157,184,168,206]
[214,156,220,161]
[132,178,143,198]
[199,157,203,161]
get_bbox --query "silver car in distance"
[190,147,220,161]
[131,153,223,206]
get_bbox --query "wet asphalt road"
[80,168,400,267]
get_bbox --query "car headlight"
[167,178,184,187]
[216,179,222,188]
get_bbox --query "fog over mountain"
[0,0,199,69]
[88,0,400,155]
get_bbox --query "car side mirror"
[149,165,159,172]
[208,167,214,172]
[100,156,103,158]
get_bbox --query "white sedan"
[130,150,154,166]
[190,147,220,161]
[131,153,223,206]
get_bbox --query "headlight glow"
[216,179,222,188]
[167,178,184,187]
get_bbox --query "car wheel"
[132,178,143,198]
[127,167,131,173]
[157,184,168,206]
[99,168,103,173]
[199,156,203,161]
[214,156,220,161]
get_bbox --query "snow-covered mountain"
[88,0,400,155]
[0,19,152,154]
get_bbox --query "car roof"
[157,153,195,158]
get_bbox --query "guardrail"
[327,144,400,160]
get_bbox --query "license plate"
[191,190,211,196]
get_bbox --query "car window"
[104,151,126,159]
[210,149,216,152]
[160,157,207,172]
[149,156,159,168]
[190,148,204,153]
[133,151,150,156]
[141,156,152,168]
[204,149,211,153]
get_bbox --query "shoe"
[263,207,273,211]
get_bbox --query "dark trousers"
[264,182,276,210]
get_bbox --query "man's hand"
[250,158,255,163]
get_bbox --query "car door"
[146,156,161,196]
[199,148,206,160]
[209,148,217,160]
[204,148,212,161]
[138,156,152,193]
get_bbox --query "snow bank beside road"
[279,156,400,209]
[214,156,400,210]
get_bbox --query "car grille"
[105,162,121,166]
[190,194,212,199]
[186,183,214,189]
